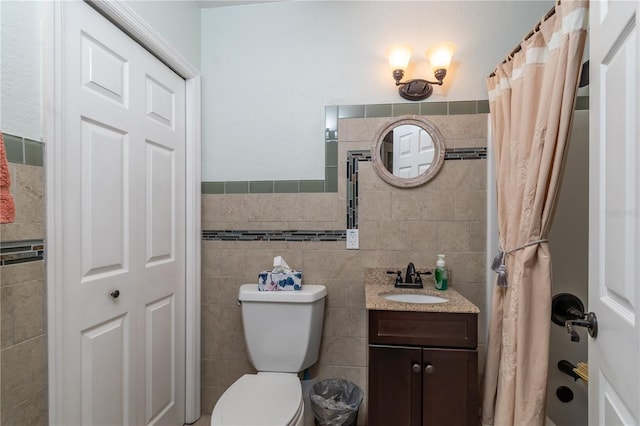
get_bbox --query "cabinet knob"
[412,363,421,373]
[110,290,120,299]
[425,364,435,374]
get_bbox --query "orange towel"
[1,131,16,223]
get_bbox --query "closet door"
[60,2,185,424]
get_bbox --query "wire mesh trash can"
[309,378,364,426]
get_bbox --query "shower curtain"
[482,1,588,425]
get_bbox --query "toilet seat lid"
[211,373,302,425]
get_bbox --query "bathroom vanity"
[365,268,479,426]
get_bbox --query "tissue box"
[258,271,303,291]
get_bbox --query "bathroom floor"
[191,414,210,425]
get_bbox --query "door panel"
[145,75,175,128]
[81,33,129,106]
[81,315,130,426]
[80,118,130,279]
[601,372,635,425]
[601,19,637,319]
[589,0,640,423]
[145,296,175,423]
[145,141,175,265]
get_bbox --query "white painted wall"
[201,0,554,181]
[126,0,202,69]
[0,0,200,142]
[3,0,556,181]
[1,1,44,141]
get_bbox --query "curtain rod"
[488,1,559,78]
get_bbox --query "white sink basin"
[383,293,448,304]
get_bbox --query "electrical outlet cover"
[346,229,359,249]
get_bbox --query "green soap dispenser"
[435,254,448,290]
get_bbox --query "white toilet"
[211,283,327,426]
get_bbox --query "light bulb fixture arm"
[393,68,447,87]
[392,68,448,101]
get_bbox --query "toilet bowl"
[211,373,303,426]
[210,284,327,426]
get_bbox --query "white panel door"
[393,125,435,178]
[61,2,186,425]
[137,50,186,425]
[589,1,640,424]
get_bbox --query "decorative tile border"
[0,239,45,266]
[202,230,345,242]
[201,180,327,194]
[346,150,371,230]
[445,147,487,160]
[2,133,44,166]
[334,100,490,120]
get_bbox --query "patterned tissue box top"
[258,271,303,291]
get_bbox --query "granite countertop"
[364,267,480,314]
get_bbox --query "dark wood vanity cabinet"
[368,310,478,426]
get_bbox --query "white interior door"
[392,125,435,178]
[60,2,186,424]
[589,1,640,424]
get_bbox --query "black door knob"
[110,290,120,299]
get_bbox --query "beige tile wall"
[0,162,47,426]
[201,114,488,424]
[0,163,45,241]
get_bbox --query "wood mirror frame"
[371,115,446,188]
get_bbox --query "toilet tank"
[238,284,327,373]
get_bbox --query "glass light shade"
[387,46,412,72]
[426,44,454,72]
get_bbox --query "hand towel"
[0,131,16,223]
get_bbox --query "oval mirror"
[371,116,446,188]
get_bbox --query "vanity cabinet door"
[422,348,478,426]
[369,345,422,426]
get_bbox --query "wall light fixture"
[388,43,454,101]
